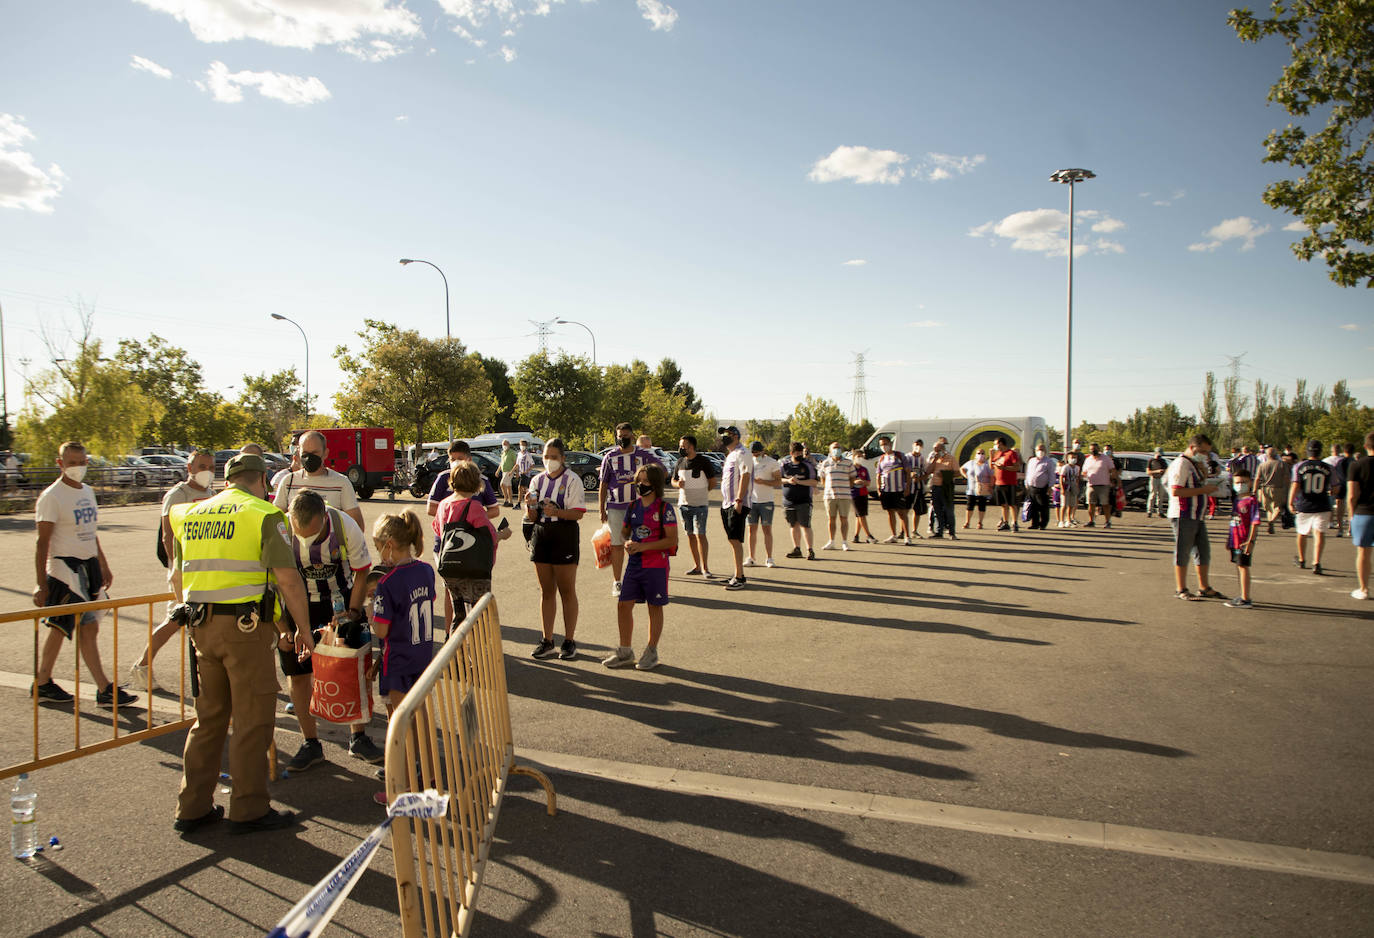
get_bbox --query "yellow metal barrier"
[0,592,192,781]
[384,593,556,938]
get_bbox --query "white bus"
[855,417,1049,478]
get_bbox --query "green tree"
[1223,374,1249,446]
[639,382,698,448]
[511,352,601,444]
[597,359,652,435]
[747,418,791,455]
[846,419,876,451]
[1199,372,1220,438]
[238,368,306,450]
[789,395,848,453]
[654,358,702,415]
[1230,2,1374,287]
[477,354,525,432]
[334,320,494,449]
[114,334,210,446]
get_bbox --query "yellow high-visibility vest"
[170,486,285,605]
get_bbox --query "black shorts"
[279,598,333,677]
[966,494,988,510]
[530,520,580,565]
[879,491,906,512]
[853,494,869,517]
[1230,548,1253,568]
[994,484,1018,506]
[720,506,747,542]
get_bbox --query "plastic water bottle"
[331,592,346,622]
[11,773,37,859]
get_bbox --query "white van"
[855,417,1050,479]
[464,432,545,454]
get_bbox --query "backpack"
[437,498,495,579]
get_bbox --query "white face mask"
[1235,482,1251,495]
[544,458,562,474]
[192,469,214,488]
[829,447,841,459]
[63,464,87,483]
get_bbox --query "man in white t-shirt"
[717,426,753,590]
[272,430,365,531]
[747,441,781,568]
[672,435,717,577]
[129,448,217,691]
[31,441,135,707]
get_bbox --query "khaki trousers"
[177,611,280,822]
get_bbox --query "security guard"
[169,453,315,835]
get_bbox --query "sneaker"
[1352,588,1369,600]
[702,571,717,579]
[931,533,944,540]
[806,550,816,561]
[611,580,622,597]
[743,557,757,567]
[349,735,385,764]
[881,535,897,544]
[725,576,746,590]
[822,540,835,550]
[531,638,558,659]
[32,680,73,702]
[685,568,703,576]
[559,639,577,660]
[1267,522,1275,534]
[602,647,636,669]
[1084,521,1095,528]
[287,740,325,773]
[173,805,224,834]
[128,662,159,692]
[1103,521,1112,529]
[96,683,137,708]
[1225,597,1254,609]
[1294,556,1306,569]
[765,557,776,568]
[635,646,660,671]
[840,541,850,551]
[1313,563,1323,576]
[997,521,1010,531]
[785,548,803,559]
[902,537,912,546]
[948,532,958,540]
[228,807,297,835]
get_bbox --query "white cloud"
[0,114,66,214]
[841,259,867,266]
[130,55,173,78]
[345,38,405,62]
[1339,323,1360,331]
[808,145,909,185]
[134,0,421,51]
[1188,215,1270,253]
[1092,217,1125,233]
[923,152,984,181]
[395,114,409,122]
[500,44,517,62]
[908,320,944,328]
[1283,221,1307,232]
[637,0,678,31]
[968,208,1123,258]
[201,61,331,106]
[1141,189,1185,207]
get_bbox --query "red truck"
[289,427,395,500]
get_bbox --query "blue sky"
[2,0,1370,438]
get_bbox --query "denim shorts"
[747,502,775,525]
[679,504,710,535]
[1352,514,1373,548]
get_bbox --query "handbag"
[591,524,614,569]
[309,633,374,724]
[1019,498,1032,523]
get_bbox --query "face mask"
[1036,451,1045,458]
[1192,455,1208,469]
[544,458,562,474]
[450,459,462,470]
[975,454,985,462]
[720,435,733,447]
[636,483,653,496]
[63,464,87,483]
[829,447,841,458]
[192,469,213,488]
[301,452,323,473]
[677,448,687,459]
[1235,482,1251,495]
[619,437,634,449]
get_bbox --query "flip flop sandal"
[1198,588,1227,599]
[1176,589,1200,601]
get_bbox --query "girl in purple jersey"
[369,511,437,711]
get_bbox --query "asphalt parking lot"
[0,495,1370,936]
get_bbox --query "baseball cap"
[225,453,267,479]
[1306,439,1323,456]
[717,425,740,437]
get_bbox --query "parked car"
[139,453,189,482]
[87,456,136,487]
[409,450,505,499]
[563,450,604,492]
[120,455,180,486]
[213,449,240,477]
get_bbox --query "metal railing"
[384,593,556,938]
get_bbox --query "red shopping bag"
[1114,486,1126,513]
[309,641,374,724]
[591,523,614,569]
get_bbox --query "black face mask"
[619,437,634,449]
[677,449,687,459]
[302,452,323,473]
[720,435,733,447]
[636,483,653,496]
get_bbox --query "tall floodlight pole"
[554,318,597,366]
[399,258,452,443]
[0,300,8,448]
[270,314,310,420]
[1049,168,1095,451]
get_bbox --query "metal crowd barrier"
[384,593,556,938]
[0,592,191,781]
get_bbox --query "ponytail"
[373,510,426,558]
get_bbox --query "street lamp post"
[554,318,596,366]
[270,314,310,419]
[1049,167,1095,451]
[400,258,452,443]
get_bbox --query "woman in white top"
[1057,452,1082,528]
[524,438,587,661]
[960,450,993,529]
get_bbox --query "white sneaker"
[743,557,756,567]
[611,580,621,597]
[840,541,850,551]
[822,541,836,550]
[902,537,912,546]
[764,557,776,568]
[1353,588,1370,600]
[602,647,636,668]
[128,663,159,692]
[881,535,897,544]
[635,646,660,671]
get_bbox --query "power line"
[528,318,556,355]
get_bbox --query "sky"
[2,0,1371,438]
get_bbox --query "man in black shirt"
[779,442,818,561]
[1289,439,1333,575]
[1346,431,1374,600]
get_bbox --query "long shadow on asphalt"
[761,571,1068,599]
[786,558,1082,588]
[475,772,958,936]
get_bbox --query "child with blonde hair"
[369,511,437,712]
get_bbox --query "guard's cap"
[225,453,267,479]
